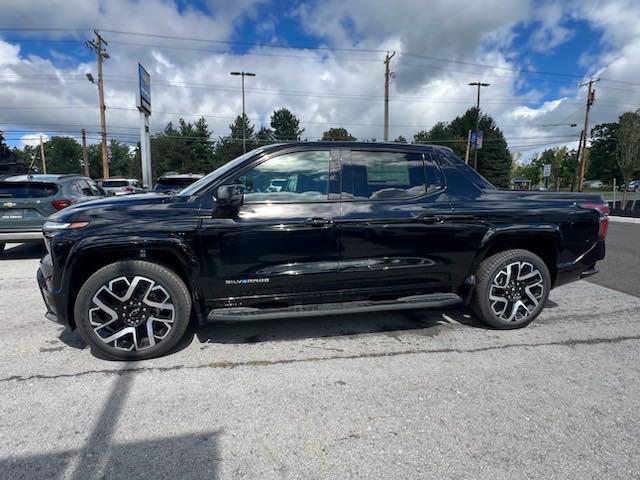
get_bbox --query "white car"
[583,180,604,189]
[98,178,147,196]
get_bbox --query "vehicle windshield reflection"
[178,148,269,196]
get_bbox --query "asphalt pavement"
[0,229,639,480]
[586,221,640,297]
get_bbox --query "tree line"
[1,106,514,187]
[515,110,640,190]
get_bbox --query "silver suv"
[98,178,146,196]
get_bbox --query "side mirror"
[216,183,244,207]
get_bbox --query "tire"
[472,249,550,329]
[74,260,192,360]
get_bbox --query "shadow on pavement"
[0,242,45,260]
[194,305,486,345]
[0,362,221,480]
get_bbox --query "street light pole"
[468,82,490,170]
[230,71,256,153]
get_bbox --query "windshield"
[178,148,269,196]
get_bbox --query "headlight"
[43,220,89,231]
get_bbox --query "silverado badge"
[2,202,17,208]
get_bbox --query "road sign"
[471,131,483,149]
[137,63,151,115]
[543,164,552,178]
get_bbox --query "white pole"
[139,110,151,188]
[145,114,152,187]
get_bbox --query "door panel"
[336,148,457,293]
[197,148,341,307]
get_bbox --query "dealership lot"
[1,226,639,480]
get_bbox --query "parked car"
[98,178,146,196]
[153,173,203,194]
[38,142,608,360]
[0,174,104,256]
[583,180,604,189]
[626,179,640,192]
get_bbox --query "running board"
[207,293,462,321]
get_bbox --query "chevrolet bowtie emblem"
[2,202,16,208]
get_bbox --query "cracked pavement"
[1,241,639,479]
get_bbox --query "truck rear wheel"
[74,260,192,360]
[472,249,550,329]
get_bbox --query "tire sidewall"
[74,261,192,360]
[476,250,551,329]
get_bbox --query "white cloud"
[1,0,640,165]
[20,133,48,147]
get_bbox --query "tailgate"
[0,182,58,231]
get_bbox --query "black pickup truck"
[37,142,608,360]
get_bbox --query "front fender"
[61,233,205,328]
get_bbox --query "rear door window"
[0,182,59,198]
[342,150,428,200]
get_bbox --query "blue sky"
[1,0,639,158]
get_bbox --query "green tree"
[617,110,640,202]
[587,122,621,185]
[321,127,356,141]
[34,136,82,174]
[412,108,512,187]
[254,126,275,145]
[270,108,304,141]
[393,135,408,143]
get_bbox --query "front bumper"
[37,254,68,326]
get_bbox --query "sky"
[1,0,640,163]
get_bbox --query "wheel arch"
[62,236,205,329]
[472,226,562,286]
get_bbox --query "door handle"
[305,217,334,227]
[415,215,446,224]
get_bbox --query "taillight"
[51,199,72,210]
[580,202,609,240]
[124,186,135,193]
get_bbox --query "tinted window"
[101,180,129,188]
[86,180,103,196]
[236,150,331,203]
[0,182,58,198]
[439,149,495,189]
[342,151,428,200]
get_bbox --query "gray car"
[0,174,104,255]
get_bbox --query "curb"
[609,216,640,224]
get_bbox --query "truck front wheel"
[472,249,551,329]
[74,260,192,360]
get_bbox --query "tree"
[214,115,257,166]
[393,135,408,144]
[412,108,512,187]
[617,110,640,203]
[321,127,355,141]
[587,122,621,185]
[0,132,25,174]
[254,126,275,145]
[34,136,82,174]
[270,108,304,141]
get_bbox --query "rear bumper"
[37,254,69,327]
[0,231,43,242]
[554,241,605,288]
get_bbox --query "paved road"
[0,240,639,479]
[586,221,640,298]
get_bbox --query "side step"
[207,293,462,321]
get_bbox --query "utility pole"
[383,52,396,142]
[575,78,599,192]
[468,82,490,170]
[230,71,256,153]
[86,30,110,179]
[39,135,47,174]
[81,128,89,177]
